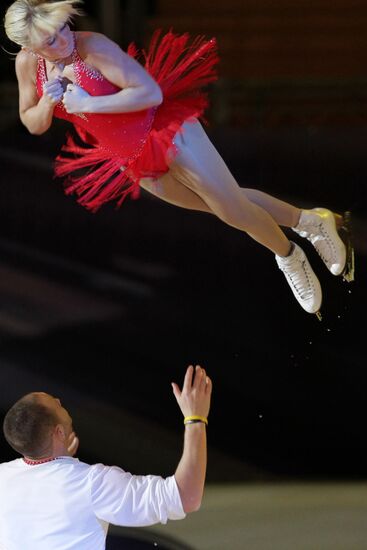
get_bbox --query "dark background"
[0,0,366,484]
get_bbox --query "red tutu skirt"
[53,30,219,212]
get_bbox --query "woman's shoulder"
[15,48,37,68]
[76,32,124,66]
[75,31,124,59]
[15,48,38,79]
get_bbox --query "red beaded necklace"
[23,456,64,465]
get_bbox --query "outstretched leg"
[140,172,213,213]
[140,174,302,228]
[241,188,301,228]
[168,120,292,257]
[142,120,323,315]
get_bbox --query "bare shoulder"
[15,49,37,72]
[15,50,38,88]
[75,31,148,87]
[76,31,124,59]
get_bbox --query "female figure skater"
[4,0,353,317]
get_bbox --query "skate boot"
[275,242,322,316]
[292,208,354,282]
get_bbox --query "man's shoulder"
[88,462,120,475]
[0,458,23,472]
[63,459,117,476]
[87,463,129,484]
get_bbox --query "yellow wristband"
[184,415,208,425]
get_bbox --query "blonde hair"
[4,0,84,48]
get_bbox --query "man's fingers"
[67,433,79,456]
[199,367,207,389]
[193,365,205,389]
[67,431,76,444]
[178,364,210,394]
[183,365,194,392]
[171,382,181,401]
[68,436,78,450]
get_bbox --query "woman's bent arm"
[15,50,56,135]
[72,33,163,114]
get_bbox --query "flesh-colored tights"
[140,120,301,256]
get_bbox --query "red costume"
[36,30,219,212]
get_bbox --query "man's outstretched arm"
[172,365,212,513]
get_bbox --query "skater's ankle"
[293,208,302,228]
[278,241,294,258]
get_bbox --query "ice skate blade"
[340,211,355,283]
[315,311,322,321]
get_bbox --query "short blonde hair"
[4,0,84,48]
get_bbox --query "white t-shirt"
[0,457,185,550]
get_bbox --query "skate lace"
[304,223,336,264]
[283,258,314,300]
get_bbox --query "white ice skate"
[276,242,322,316]
[292,208,354,282]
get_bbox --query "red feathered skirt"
[54,30,219,212]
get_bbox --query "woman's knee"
[213,199,263,232]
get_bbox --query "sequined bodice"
[36,42,120,122]
[37,29,218,212]
[36,34,156,161]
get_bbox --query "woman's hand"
[172,365,212,420]
[42,76,64,105]
[62,83,91,114]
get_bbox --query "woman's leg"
[141,169,294,256]
[169,120,292,256]
[141,121,325,314]
[241,188,301,228]
[140,175,302,228]
[139,120,353,311]
[140,173,213,213]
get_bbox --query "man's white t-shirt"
[0,457,185,550]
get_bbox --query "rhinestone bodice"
[36,34,156,162]
[36,29,219,211]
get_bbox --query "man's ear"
[54,424,66,441]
